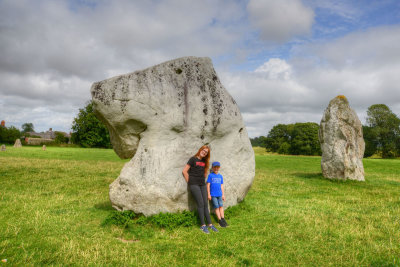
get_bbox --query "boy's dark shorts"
[211,196,223,209]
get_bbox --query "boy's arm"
[207,183,211,200]
[221,184,225,201]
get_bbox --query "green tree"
[265,122,321,155]
[277,142,290,154]
[71,101,112,148]
[362,126,377,157]
[0,126,21,144]
[54,132,69,144]
[21,122,34,133]
[265,124,292,152]
[366,104,400,158]
[290,123,321,155]
[250,136,268,147]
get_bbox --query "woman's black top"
[187,156,206,185]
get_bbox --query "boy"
[207,162,229,227]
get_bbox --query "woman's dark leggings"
[189,184,211,226]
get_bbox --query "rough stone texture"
[319,96,365,181]
[13,139,22,148]
[91,56,255,216]
[1,145,5,151]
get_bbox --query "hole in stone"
[239,128,243,133]
[175,68,183,74]
[172,126,184,133]
[144,148,148,152]
[200,135,204,140]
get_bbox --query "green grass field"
[1,146,399,266]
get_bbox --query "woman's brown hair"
[194,145,210,177]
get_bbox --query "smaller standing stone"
[13,139,22,148]
[319,95,365,181]
[42,145,46,151]
[1,144,5,151]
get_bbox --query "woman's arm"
[182,164,190,183]
[221,184,225,201]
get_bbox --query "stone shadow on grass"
[293,172,325,180]
[94,201,115,211]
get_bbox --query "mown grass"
[0,146,399,266]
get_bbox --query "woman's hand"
[208,194,211,200]
[182,164,190,183]
[222,195,225,201]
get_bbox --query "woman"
[182,145,218,234]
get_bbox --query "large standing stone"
[13,139,22,148]
[1,145,5,151]
[319,96,365,181]
[91,56,255,216]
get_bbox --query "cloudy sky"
[1,0,400,137]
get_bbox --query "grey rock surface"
[91,56,255,215]
[13,139,22,148]
[319,96,365,181]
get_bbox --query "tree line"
[251,104,400,158]
[251,122,321,156]
[0,122,39,144]
[0,102,110,148]
[0,122,70,145]
[0,101,110,148]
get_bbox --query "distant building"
[25,137,54,145]
[25,128,71,145]
[26,128,71,139]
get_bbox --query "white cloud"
[0,0,245,79]
[220,58,314,112]
[220,25,400,137]
[1,94,79,132]
[247,0,315,42]
[292,25,400,109]
[220,59,321,137]
[0,0,247,132]
[254,58,292,80]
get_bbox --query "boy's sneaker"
[200,225,210,234]
[208,225,219,232]
[218,220,226,228]
[221,218,229,227]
